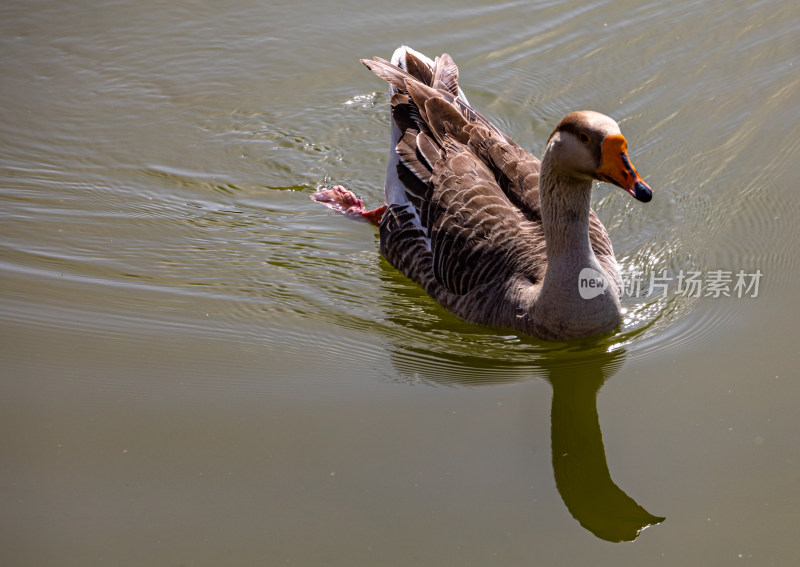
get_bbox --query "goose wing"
[363,53,547,296]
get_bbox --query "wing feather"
[364,49,548,299]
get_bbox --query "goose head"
[545,111,652,202]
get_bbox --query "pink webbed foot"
[311,185,387,226]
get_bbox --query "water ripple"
[2,0,798,389]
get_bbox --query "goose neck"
[539,158,594,262]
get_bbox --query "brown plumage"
[349,46,652,340]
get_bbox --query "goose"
[312,46,652,340]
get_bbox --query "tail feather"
[362,46,516,210]
[360,57,415,93]
[402,50,434,87]
[364,51,510,144]
[432,54,460,98]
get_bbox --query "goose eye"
[579,132,591,144]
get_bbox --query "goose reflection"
[380,261,664,542]
[545,351,665,542]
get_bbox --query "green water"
[2,0,799,564]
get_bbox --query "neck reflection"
[546,352,665,542]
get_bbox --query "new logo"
[578,268,608,299]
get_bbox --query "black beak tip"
[634,181,652,203]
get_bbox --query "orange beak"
[596,133,652,202]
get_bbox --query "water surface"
[2,0,799,564]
